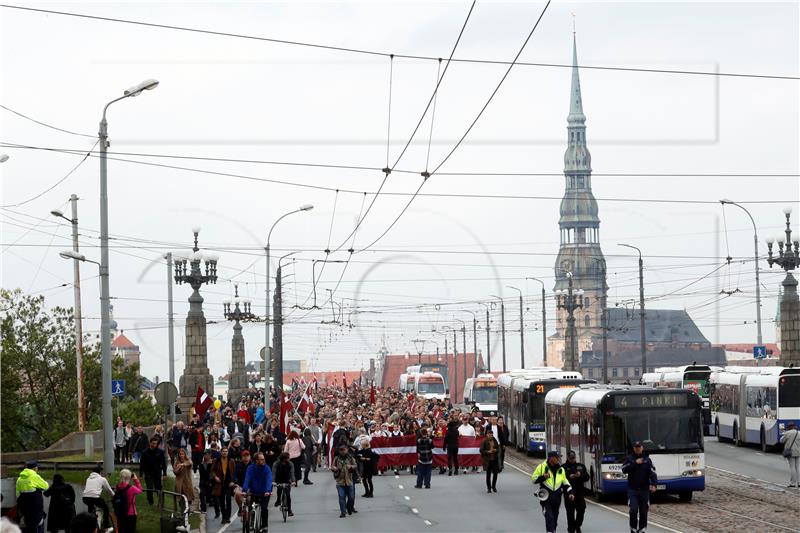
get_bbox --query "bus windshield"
[684,371,711,396]
[604,408,702,454]
[418,382,445,394]
[780,376,800,407]
[472,386,497,404]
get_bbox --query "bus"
[710,367,800,451]
[546,385,705,501]
[641,364,720,435]
[463,374,498,414]
[498,369,592,454]
[419,363,449,391]
[415,372,447,400]
[399,373,417,393]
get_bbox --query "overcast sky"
[2,1,798,382]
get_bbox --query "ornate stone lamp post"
[766,208,800,366]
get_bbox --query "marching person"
[480,428,500,493]
[112,469,142,533]
[458,416,476,475]
[621,441,657,533]
[780,422,800,487]
[302,428,316,485]
[443,417,460,476]
[331,444,358,518]
[242,452,273,531]
[356,440,379,498]
[139,437,168,506]
[414,428,434,489]
[172,448,195,510]
[563,450,589,533]
[16,460,49,533]
[44,474,75,533]
[531,451,574,533]
[232,451,252,516]
[494,416,510,471]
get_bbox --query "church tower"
[548,34,607,370]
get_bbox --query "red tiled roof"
[719,343,781,356]
[380,353,484,404]
[111,333,136,349]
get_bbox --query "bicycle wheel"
[252,505,260,533]
[281,492,287,523]
[241,507,250,533]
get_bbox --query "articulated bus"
[641,365,720,435]
[463,374,498,414]
[415,372,447,401]
[419,363,449,392]
[710,367,800,451]
[399,373,417,393]
[546,385,705,501]
[498,369,592,454]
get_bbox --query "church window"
[584,314,590,327]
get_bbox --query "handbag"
[783,432,797,458]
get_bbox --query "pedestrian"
[331,444,358,518]
[16,460,49,533]
[457,416,476,474]
[443,417,460,476]
[621,441,657,533]
[167,421,188,464]
[122,423,133,464]
[308,419,322,472]
[113,420,128,465]
[414,428,434,489]
[126,426,147,464]
[172,448,195,510]
[494,416,509,471]
[82,466,113,530]
[271,453,295,517]
[480,428,500,493]
[111,469,142,533]
[210,447,233,523]
[139,437,167,506]
[301,428,316,485]
[242,452,272,531]
[355,440,378,498]
[189,425,206,473]
[262,433,280,465]
[228,438,244,463]
[780,422,800,487]
[198,451,215,517]
[44,475,75,533]
[232,451,252,516]
[284,430,305,485]
[531,451,574,533]
[563,450,589,533]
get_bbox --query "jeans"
[132,452,142,463]
[415,463,432,488]
[565,494,586,532]
[540,493,562,533]
[627,489,650,532]
[788,456,800,485]
[336,485,355,515]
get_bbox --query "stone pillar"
[177,279,214,417]
[228,320,248,402]
[780,273,800,367]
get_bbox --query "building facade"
[549,35,607,369]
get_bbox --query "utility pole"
[619,244,646,375]
[273,265,284,393]
[479,302,491,373]
[165,252,176,419]
[507,286,524,369]
[490,296,507,372]
[526,278,547,367]
[472,316,478,378]
[555,272,584,372]
[592,260,609,384]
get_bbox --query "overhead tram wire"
[0,104,96,138]
[356,0,553,253]
[3,141,799,179]
[2,4,798,81]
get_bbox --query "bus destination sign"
[613,393,688,409]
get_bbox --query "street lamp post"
[460,310,478,378]
[455,318,467,393]
[413,339,425,364]
[51,196,86,431]
[766,207,800,367]
[490,295,507,372]
[555,272,584,372]
[506,286,524,369]
[590,259,609,384]
[479,302,491,372]
[98,78,158,474]
[265,205,313,408]
[526,277,547,367]
[619,243,647,376]
[720,199,763,347]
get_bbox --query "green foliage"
[0,289,158,452]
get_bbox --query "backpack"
[112,485,131,518]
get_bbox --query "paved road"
[703,437,791,485]
[200,466,677,533]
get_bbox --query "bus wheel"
[760,427,771,453]
[733,423,741,447]
[678,491,693,502]
[715,420,726,443]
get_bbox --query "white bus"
[498,369,590,454]
[710,367,800,451]
[641,364,721,434]
[463,375,498,414]
[546,385,705,501]
[414,372,447,400]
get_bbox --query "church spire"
[568,34,585,125]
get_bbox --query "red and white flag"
[279,391,293,435]
[297,383,315,414]
[370,435,484,468]
[194,386,213,419]
[342,373,347,390]
[369,382,376,405]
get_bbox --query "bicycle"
[273,483,291,523]
[242,493,268,533]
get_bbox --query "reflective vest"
[16,469,49,496]
[531,461,572,493]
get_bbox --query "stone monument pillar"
[224,287,253,402]
[175,228,218,417]
[780,273,800,366]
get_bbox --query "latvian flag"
[194,386,213,419]
[370,435,484,468]
[297,383,314,414]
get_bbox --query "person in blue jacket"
[243,452,273,532]
[621,441,657,533]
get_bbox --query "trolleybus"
[414,372,447,401]
[641,364,720,435]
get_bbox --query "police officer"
[621,441,657,533]
[532,451,574,533]
[563,450,589,533]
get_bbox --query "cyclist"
[271,452,295,517]
[243,452,273,532]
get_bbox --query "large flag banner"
[298,383,314,414]
[370,435,484,468]
[279,391,293,435]
[370,383,376,405]
[342,373,347,390]
[194,386,213,419]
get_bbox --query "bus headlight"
[681,469,704,477]
[602,472,625,480]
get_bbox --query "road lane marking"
[404,495,411,500]
[504,460,683,533]
[216,515,238,533]
[412,508,419,514]
[398,484,404,489]
[424,520,432,526]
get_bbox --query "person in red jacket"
[113,469,142,533]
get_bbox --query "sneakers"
[492,488,497,493]
[339,513,346,518]
[287,511,294,517]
